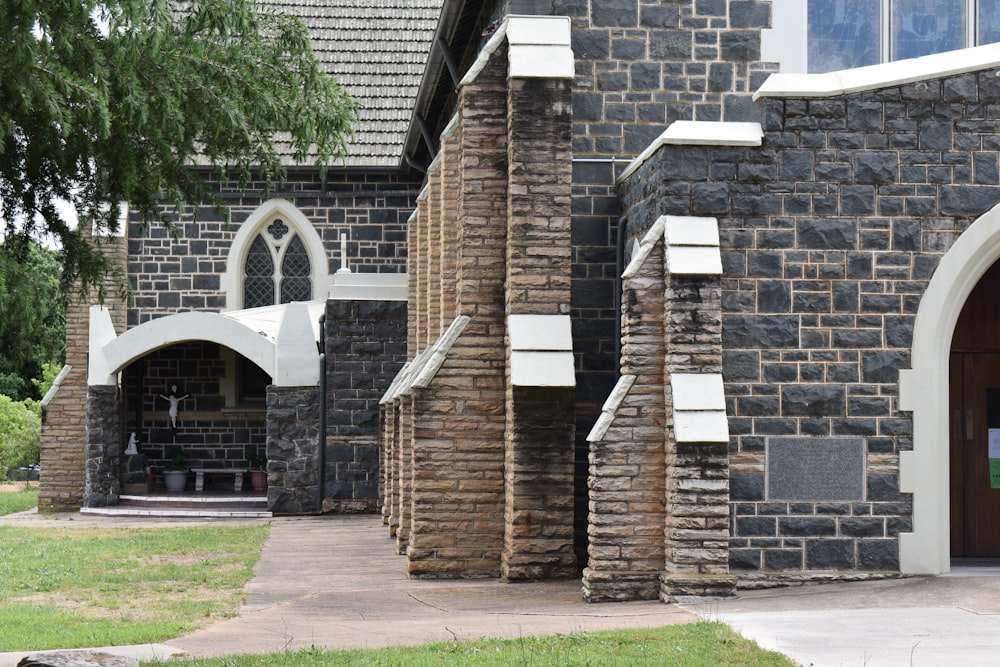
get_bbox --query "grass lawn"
[143,623,794,666]
[0,485,38,516]
[0,524,269,652]
[0,507,792,666]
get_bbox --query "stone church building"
[40,0,1000,601]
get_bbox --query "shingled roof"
[264,0,443,168]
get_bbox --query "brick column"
[660,256,734,601]
[396,394,414,553]
[405,47,509,578]
[440,122,460,327]
[379,402,394,527]
[41,231,127,511]
[501,75,577,580]
[583,225,668,601]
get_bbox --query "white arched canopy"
[89,303,321,388]
[899,203,1000,574]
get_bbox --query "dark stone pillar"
[502,386,578,580]
[324,299,407,513]
[266,386,320,514]
[84,385,121,507]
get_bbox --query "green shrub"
[0,395,40,479]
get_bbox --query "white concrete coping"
[670,372,729,443]
[92,302,329,388]
[665,216,723,276]
[673,410,730,444]
[88,306,119,386]
[665,215,721,247]
[329,272,408,301]
[440,112,459,142]
[399,315,472,395]
[587,374,637,442]
[274,302,321,386]
[755,42,1000,100]
[507,314,574,387]
[462,15,574,86]
[509,44,574,79]
[505,15,572,46]
[510,351,575,387]
[671,373,726,411]
[40,364,72,408]
[623,215,723,278]
[666,245,724,275]
[618,120,763,183]
[379,358,415,405]
[621,216,666,280]
[220,301,325,344]
[508,314,573,350]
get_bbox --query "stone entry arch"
[900,203,1000,573]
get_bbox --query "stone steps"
[80,493,271,518]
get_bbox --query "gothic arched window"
[241,219,313,308]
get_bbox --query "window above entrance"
[243,226,312,309]
[221,199,329,311]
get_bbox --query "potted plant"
[163,451,188,492]
[248,454,268,492]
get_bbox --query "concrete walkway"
[6,510,1000,665]
[0,512,692,664]
[681,567,1000,666]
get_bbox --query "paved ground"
[5,509,1000,665]
[683,567,1000,666]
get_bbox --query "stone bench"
[190,467,248,493]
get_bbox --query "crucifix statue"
[159,385,189,429]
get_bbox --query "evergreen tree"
[0,0,357,297]
[0,242,64,401]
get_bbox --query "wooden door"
[950,352,1000,557]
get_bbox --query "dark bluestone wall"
[126,169,419,326]
[324,299,408,512]
[618,67,1000,574]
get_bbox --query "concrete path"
[8,509,1000,665]
[165,515,693,656]
[681,567,1000,666]
[0,512,692,664]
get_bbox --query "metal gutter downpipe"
[317,313,327,513]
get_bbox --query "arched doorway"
[900,203,1000,574]
[950,261,1000,558]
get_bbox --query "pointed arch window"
[242,219,313,308]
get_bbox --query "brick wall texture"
[381,39,578,579]
[40,232,128,511]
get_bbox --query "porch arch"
[900,202,1000,573]
[92,310,275,385]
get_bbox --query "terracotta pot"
[250,470,268,492]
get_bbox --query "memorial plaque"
[766,437,866,501]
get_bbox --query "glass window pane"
[980,0,1000,45]
[244,235,275,308]
[279,235,312,303]
[808,0,881,73]
[893,0,967,60]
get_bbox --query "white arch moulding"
[220,198,330,310]
[899,202,1000,574]
[89,309,275,387]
